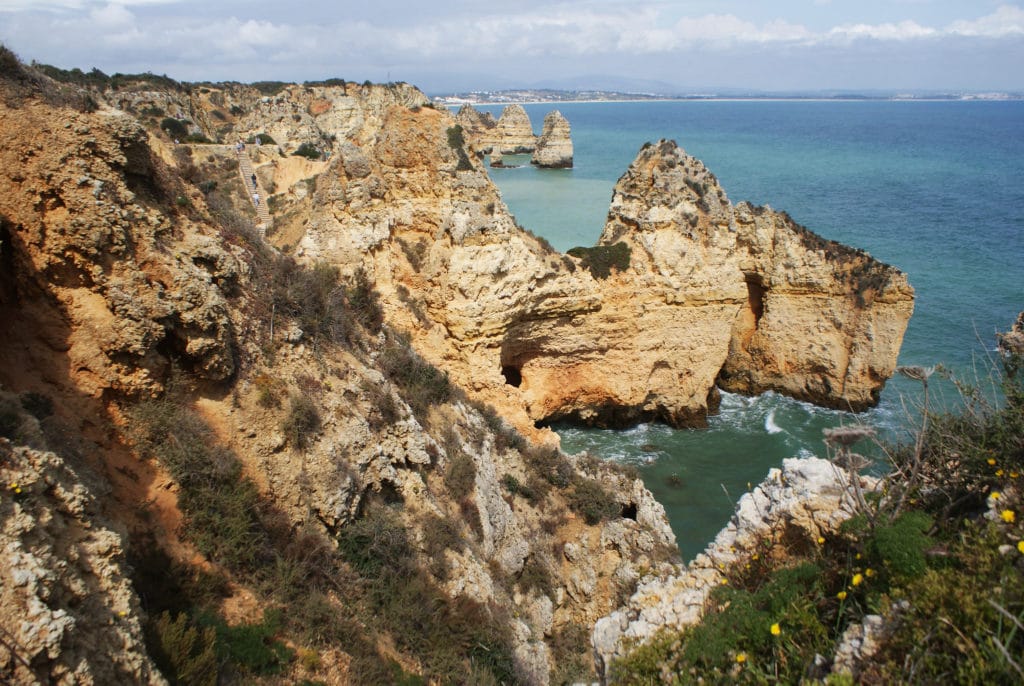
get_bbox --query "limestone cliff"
[455,103,497,147]
[600,140,915,413]
[531,110,573,168]
[1,435,166,685]
[275,102,911,440]
[0,64,678,684]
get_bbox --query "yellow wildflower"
[1011,472,1020,479]
[1001,510,1016,524]
[997,469,1005,477]
[855,553,862,560]
[992,491,1002,500]
[1018,541,1024,554]
[837,591,848,600]
[865,568,875,578]
[770,623,781,636]
[752,553,759,560]
[851,573,864,586]
[988,458,997,466]
[736,653,747,664]
[817,536,825,544]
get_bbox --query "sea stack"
[492,104,536,153]
[531,110,573,168]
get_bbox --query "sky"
[1,1,1022,94]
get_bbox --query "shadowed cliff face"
[1,73,684,684]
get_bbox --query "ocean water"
[473,101,1024,559]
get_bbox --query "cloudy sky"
[1,1,1022,94]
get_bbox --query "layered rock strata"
[591,457,876,679]
[531,110,573,168]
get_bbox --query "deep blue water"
[473,101,1024,559]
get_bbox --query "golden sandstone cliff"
[0,61,677,684]
[286,108,912,443]
[0,54,913,684]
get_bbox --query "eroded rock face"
[490,104,537,154]
[0,98,238,398]
[293,101,912,441]
[600,140,915,413]
[0,439,166,685]
[591,457,876,679]
[531,110,573,168]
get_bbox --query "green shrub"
[129,388,270,572]
[0,44,24,80]
[184,132,212,144]
[518,554,554,597]
[149,612,218,686]
[868,510,933,581]
[281,394,321,450]
[524,445,573,489]
[346,267,383,334]
[567,242,631,279]
[421,513,465,579]
[293,142,321,160]
[0,394,22,438]
[379,335,451,420]
[203,608,294,675]
[567,477,620,525]
[160,117,189,139]
[251,81,287,96]
[446,125,474,171]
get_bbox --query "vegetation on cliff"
[612,351,1024,683]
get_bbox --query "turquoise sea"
[472,101,1024,559]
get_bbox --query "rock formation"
[489,103,537,153]
[299,131,911,438]
[592,456,876,679]
[532,110,573,168]
[1,437,166,685]
[0,65,683,684]
[455,103,497,145]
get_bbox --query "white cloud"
[828,20,937,42]
[948,4,1024,37]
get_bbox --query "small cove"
[473,100,1024,559]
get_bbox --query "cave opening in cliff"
[501,365,522,388]
[621,502,638,521]
[745,275,766,327]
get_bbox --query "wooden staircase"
[236,149,272,232]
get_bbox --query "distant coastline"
[432,87,1023,106]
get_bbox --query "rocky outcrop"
[490,104,537,154]
[0,71,682,683]
[531,110,573,168]
[0,97,239,398]
[599,140,915,413]
[0,438,165,685]
[592,457,875,679]
[998,310,1024,355]
[292,101,912,441]
[455,103,497,146]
